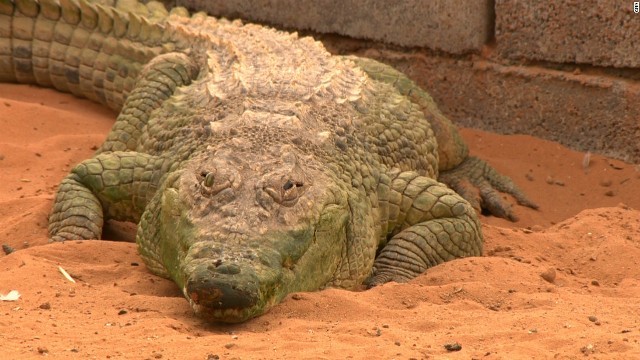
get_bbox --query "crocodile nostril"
[205,258,223,271]
[215,263,241,275]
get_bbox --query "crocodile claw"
[439,156,538,221]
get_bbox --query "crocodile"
[0,0,537,323]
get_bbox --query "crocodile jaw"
[174,205,350,323]
[178,245,285,323]
[184,286,275,323]
[188,302,253,323]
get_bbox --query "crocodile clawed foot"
[439,156,538,222]
[364,271,411,289]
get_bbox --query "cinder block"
[177,0,493,53]
[496,0,640,68]
[352,48,640,163]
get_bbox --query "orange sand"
[1,83,639,359]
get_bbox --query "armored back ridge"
[0,0,537,322]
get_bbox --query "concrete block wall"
[179,0,494,54]
[496,1,640,68]
[176,0,640,163]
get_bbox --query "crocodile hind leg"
[367,171,482,286]
[438,157,538,221]
[48,152,171,241]
[346,55,537,221]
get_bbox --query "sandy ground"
[1,83,639,359]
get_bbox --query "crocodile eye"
[199,171,215,187]
[204,172,215,187]
[264,179,305,206]
[283,180,303,191]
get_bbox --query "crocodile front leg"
[48,152,171,241]
[98,52,199,153]
[49,52,198,241]
[367,171,482,286]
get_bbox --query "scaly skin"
[0,0,537,322]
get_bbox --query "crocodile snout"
[182,251,282,322]
[186,269,259,311]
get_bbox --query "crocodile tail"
[0,0,189,111]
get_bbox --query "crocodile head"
[154,144,353,322]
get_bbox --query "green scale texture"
[0,0,537,323]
